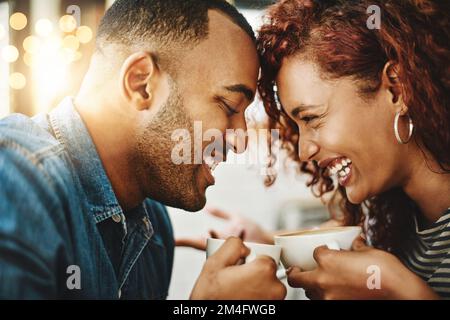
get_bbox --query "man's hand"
[190,237,287,300]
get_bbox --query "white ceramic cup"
[206,238,282,265]
[274,226,362,271]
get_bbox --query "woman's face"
[276,57,415,204]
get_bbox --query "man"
[0,0,286,299]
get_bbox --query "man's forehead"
[179,11,258,86]
[207,10,247,37]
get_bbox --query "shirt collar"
[48,97,123,223]
[413,207,450,236]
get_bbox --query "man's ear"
[120,52,159,111]
[381,61,407,114]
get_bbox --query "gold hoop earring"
[394,111,414,144]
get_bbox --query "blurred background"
[0,0,329,299]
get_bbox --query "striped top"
[400,208,450,299]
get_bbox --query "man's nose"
[226,116,248,155]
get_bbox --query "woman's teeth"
[329,158,352,178]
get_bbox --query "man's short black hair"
[96,0,255,52]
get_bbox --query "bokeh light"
[59,15,77,33]
[1,45,19,63]
[23,52,36,67]
[74,51,83,62]
[76,26,93,44]
[46,37,62,51]
[9,12,27,31]
[0,25,5,40]
[62,35,79,51]
[35,19,53,37]
[23,35,41,54]
[9,72,26,90]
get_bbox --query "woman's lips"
[337,163,352,187]
[321,156,353,187]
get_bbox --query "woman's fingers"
[175,237,207,250]
[206,206,234,220]
[209,229,219,239]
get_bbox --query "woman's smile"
[319,156,353,187]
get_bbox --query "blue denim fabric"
[0,97,174,299]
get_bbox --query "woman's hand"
[287,237,440,300]
[176,207,274,250]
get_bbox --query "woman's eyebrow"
[291,104,323,117]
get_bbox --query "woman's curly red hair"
[257,0,450,254]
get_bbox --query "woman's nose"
[298,136,319,162]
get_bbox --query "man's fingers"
[240,256,287,299]
[247,255,278,276]
[286,267,316,289]
[206,207,233,220]
[352,235,368,251]
[208,237,250,268]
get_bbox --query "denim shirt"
[0,97,174,299]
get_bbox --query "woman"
[256,0,449,299]
[177,0,449,299]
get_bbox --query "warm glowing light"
[35,19,53,37]
[31,37,70,114]
[62,35,79,51]
[10,12,27,31]
[0,25,5,40]
[59,15,77,33]
[1,45,19,63]
[9,72,26,90]
[60,48,75,64]
[23,36,41,54]
[76,26,93,44]
[46,37,62,51]
[23,52,36,67]
[74,51,83,62]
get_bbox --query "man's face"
[135,10,259,211]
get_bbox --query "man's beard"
[134,80,206,211]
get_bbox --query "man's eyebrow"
[224,84,255,102]
[291,104,323,117]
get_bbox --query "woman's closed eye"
[298,113,326,130]
[299,115,318,124]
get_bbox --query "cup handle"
[326,240,340,251]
